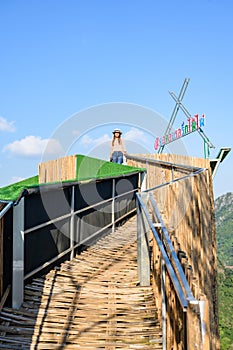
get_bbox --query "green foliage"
[215,192,233,266]
[218,269,233,350]
[215,193,233,349]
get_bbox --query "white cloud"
[80,133,111,148]
[72,129,81,136]
[78,129,152,155]
[45,138,64,156]
[0,116,15,132]
[124,127,149,144]
[80,134,93,146]
[3,135,63,158]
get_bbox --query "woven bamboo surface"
[0,216,162,349]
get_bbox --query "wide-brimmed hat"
[112,128,122,134]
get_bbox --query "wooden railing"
[128,153,220,350]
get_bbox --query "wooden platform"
[0,216,162,349]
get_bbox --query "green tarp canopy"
[0,155,145,202]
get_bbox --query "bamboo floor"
[0,215,163,349]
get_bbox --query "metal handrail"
[127,154,208,196]
[148,193,196,302]
[136,192,191,310]
[23,187,137,280]
[0,201,14,220]
[24,187,138,235]
[127,154,204,172]
[24,207,136,281]
[143,167,206,193]
[133,155,210,349]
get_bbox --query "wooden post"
[199,299,210,350]
[186,302,203,350]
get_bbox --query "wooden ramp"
[0,216,163,349]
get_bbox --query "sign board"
[154,114,205,150]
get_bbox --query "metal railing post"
[12,198,24,309]
[136,193,150,286]
[70,186,75,260]
[112,179,115,232]
[140,171,147,192]
[23,182,138,281]
[199,299,210,349]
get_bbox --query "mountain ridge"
[214,192,233,350]
[214,192,233,267]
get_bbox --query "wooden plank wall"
[38,155,77,184]
[127,153,220,350]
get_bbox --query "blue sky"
[0,0,232,199]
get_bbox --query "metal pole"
[136,193,150,286]
[171,165,174,182]
[70,186,75,260]
[12,198,24,309]
[136,198,141,282]
[112,179,115,232]
[158,78,190,153]
[169,91,215,149]
[140,171,147,192]
[0,201,13,220]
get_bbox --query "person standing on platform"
[110,128,127,164]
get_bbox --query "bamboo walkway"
[0,216,163,349]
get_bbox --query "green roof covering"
[0,155,145,202]
[0,176,39,202]
[75,155,144,180]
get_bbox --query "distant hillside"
[215,192,233,267]
[215,192,233,350]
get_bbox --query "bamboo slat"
[0,216,163,349]
[38,155,77,184]
[128,153,219,350]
